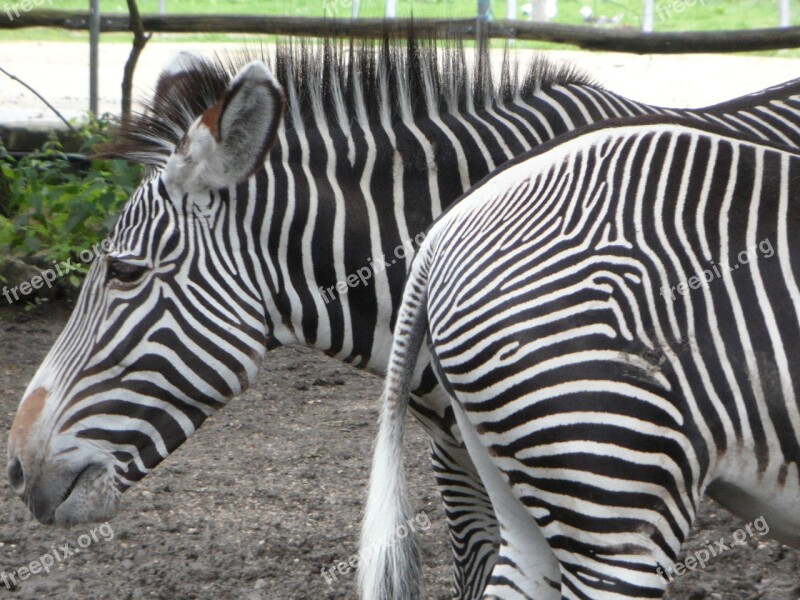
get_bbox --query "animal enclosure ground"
[0,302,798,599]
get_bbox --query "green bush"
[0,118,142,287]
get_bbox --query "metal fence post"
[89,0,99,116]
[506,0,516,21]
[780,0,790,27]
[478,0,490,21]
[642,0,654,32]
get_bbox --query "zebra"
[361,115,800,599]
[6,33,800,599]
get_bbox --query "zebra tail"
[358,244,433,600]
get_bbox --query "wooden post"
[780,0,790,27]
[121,0,150,123]
[642,0,654,32]
[89,0,99,116]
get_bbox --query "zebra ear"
[157,51,211,88]
[150,52,214,128]
[164,60,285,193]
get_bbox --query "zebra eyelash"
[106,258,149,285]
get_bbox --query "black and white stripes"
[9,32,800,599]
[363,118,800,599]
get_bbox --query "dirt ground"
[0,302,799,600]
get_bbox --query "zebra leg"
[538,499,682,600]
[450,393,696,600]
[429,437,500,599]
[450,401,562,600]
[522,393,696,600]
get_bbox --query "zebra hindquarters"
[428,435,501,599]
[434,344,698,600]
[425,254,701,599]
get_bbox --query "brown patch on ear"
[9,387,48,451]
[199,101,224,142]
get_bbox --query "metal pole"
[158,0,166,14]
[478,0,491,21]
[385,0,395,18]
[642,0,654,32]
[351,0,359,18]
[89,0,99,116]
[780,0,790,27]
[506,0,516,21]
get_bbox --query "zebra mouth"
[53,462,120,526]
[58,462,98,507]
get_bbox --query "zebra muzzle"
[11,459,119,526]
[7,386,122,526]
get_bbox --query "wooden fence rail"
[2,10,800,54]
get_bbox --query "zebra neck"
[250,78,800,373]
[255,83,647,372]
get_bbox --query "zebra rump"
[364,116,800,599]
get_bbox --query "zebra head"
[7,57,286,525]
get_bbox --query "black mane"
[101,31,596,166]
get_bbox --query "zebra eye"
[107,259,147,284]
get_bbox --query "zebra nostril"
[7,457,24,491]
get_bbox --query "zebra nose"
[7,456,24,493]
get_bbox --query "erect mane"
[100,31,597,167]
